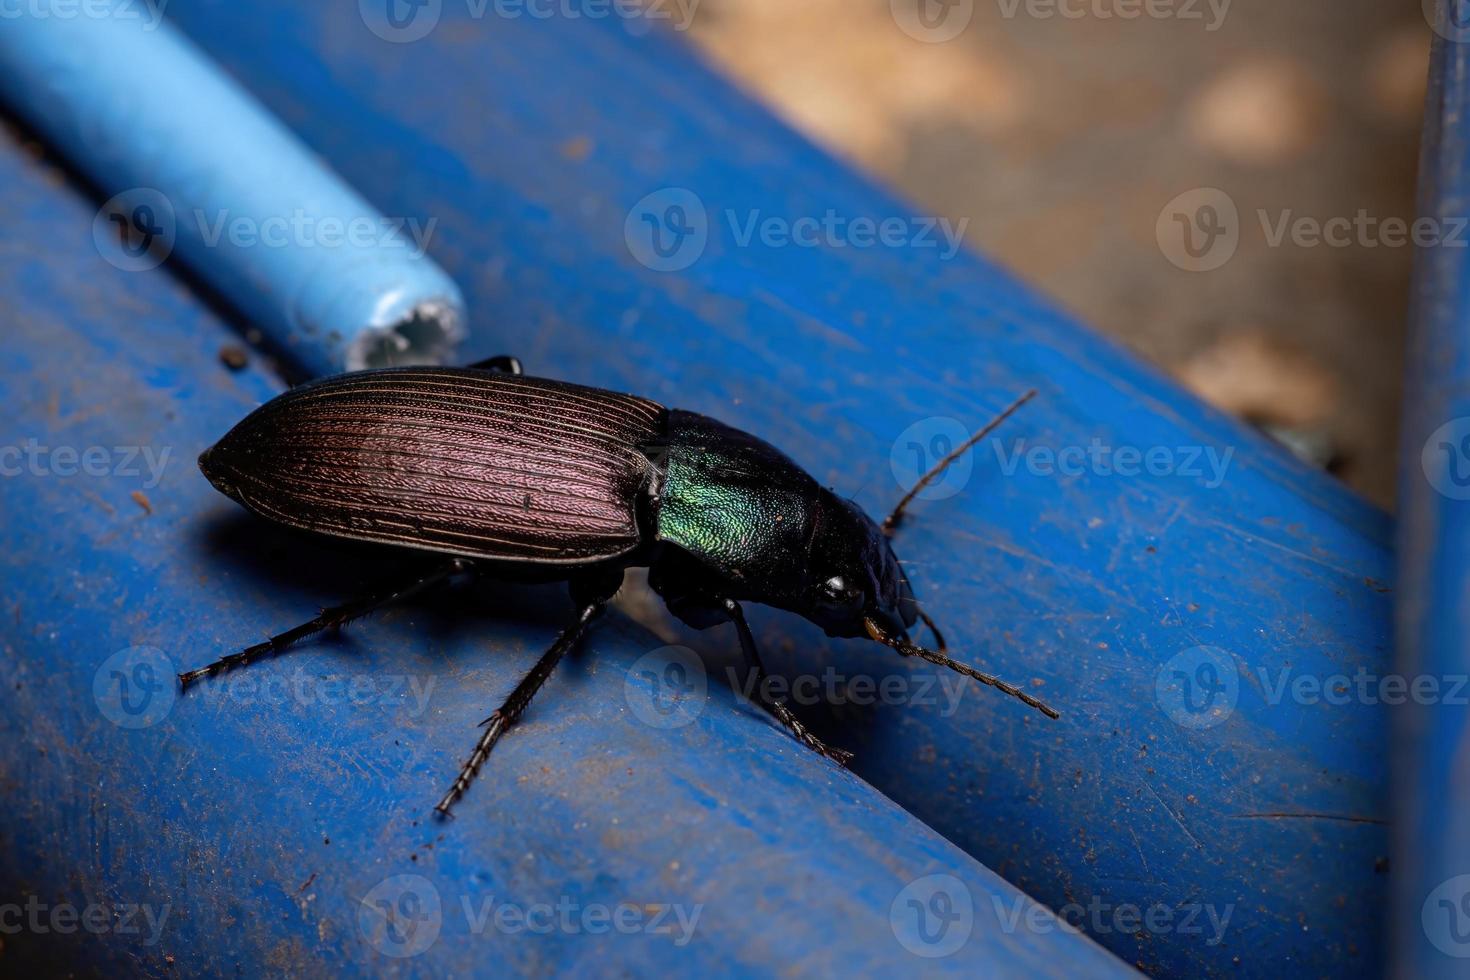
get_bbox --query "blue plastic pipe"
[0,0,466,376]
[0,113,1141,976]
[0,1,1396,976]
[143,4,1393,975]
[1394,32,1470,980]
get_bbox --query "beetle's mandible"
[181,356,1054,815]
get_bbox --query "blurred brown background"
[684,0,1429,508]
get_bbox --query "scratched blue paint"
[0,1,1397,976]
[0,0,466,377]
[149,5,1393,975]
[0,133,1135,975]
[1393,32,1470,980]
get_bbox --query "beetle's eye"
[818,575,862,615]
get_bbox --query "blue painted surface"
[0,1,1397,976]
[0,117,1135,976]
[1394,32,1470,980]
[0,0,466,377]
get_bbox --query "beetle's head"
[795,390,1059,721]
[802,493,917,641]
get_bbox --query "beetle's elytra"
[184,357,1054,814]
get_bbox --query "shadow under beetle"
[182,355,1055,815]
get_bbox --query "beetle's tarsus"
[721,598,854,766]
[177,558,473,689]
[434,589,610,816]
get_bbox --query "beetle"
[181,355,1055,815]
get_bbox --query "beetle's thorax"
[647,410,910,637]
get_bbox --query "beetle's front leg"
[721,599,854,766]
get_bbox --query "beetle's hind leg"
[722,599,854,766]
[434,570,620,817]
[178,558,475,689]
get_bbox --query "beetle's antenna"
[882,389,1037,536]
[864,617,1059,719]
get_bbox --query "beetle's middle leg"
[722,599,854,766]
[435,569,621,816]
[178,557,475,689]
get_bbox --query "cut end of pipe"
[346,298,467,371]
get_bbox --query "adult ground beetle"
[182,356,1055,815]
